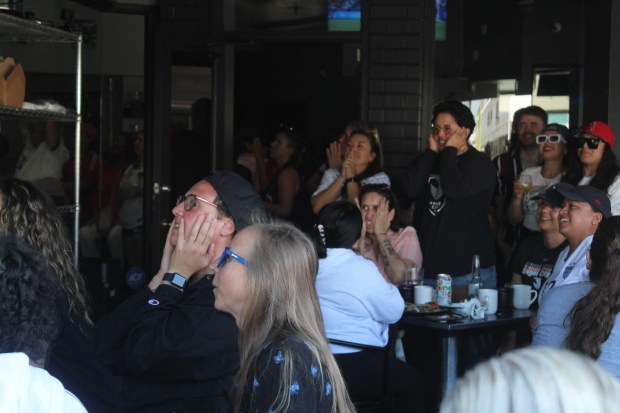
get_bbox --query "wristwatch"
[163,272,187,290]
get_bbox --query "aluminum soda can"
[436,273,452,306]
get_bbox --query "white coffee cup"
[414,285,434,304]
[512,284,538,309]
[478,288,498,315]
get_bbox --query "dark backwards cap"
[205,171,265,231]
[547,182,611,218]
[531,186,564,208]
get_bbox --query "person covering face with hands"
[95,171,265,413]
[358,184,423,284]
[401,100,497,286]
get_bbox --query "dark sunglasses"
[575,137,603,149]
[217,247,249,268]
[535,134,566,144]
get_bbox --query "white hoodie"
[0,353,87,413]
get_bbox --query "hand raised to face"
[167,213,217,277]
[445,126,469,150]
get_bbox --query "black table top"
[399,308,533,332]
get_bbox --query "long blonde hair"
[233,220,354,413]
[0,179,91,325]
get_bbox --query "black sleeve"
[401,149,438,199]
[439,148,497,199]
[95,280,239,382]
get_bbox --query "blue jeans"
[424,266,497,289]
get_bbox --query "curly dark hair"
[0,235,59,362]
[562,143,620,193]
[0,178,91,325]
[566,216,620,358]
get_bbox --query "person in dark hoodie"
[95,171,265,413]
[400,100,497,288]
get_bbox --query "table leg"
[442,335,457,395]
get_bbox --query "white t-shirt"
[0,352,87,413]
[539,235,592,304]
[519,166,562,232]
[312,168,391,198]
[579,173,620,216]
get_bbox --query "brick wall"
[364,0,435,180]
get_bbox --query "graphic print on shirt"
[427,174,445,216]
[520,261,554,291]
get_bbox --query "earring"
[592,220,598,225]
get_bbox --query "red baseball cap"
[579,120,615,149]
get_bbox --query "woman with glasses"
[213,219,355,413]
[311,127,390,215]
[562,120,620,215]
[401,100,497,287]
[0,178,119,413]
[507,123,572,242]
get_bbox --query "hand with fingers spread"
[372,198,392,237]
[167,214,217,278]
[446,126,469,153]
[326,141,342,169]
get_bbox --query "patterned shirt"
[239,335,334,413]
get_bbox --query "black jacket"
[401,146,496,277]
[94,275,239,413]
[47,293,120,413]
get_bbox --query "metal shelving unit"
[0,11,83,266]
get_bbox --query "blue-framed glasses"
[217,247,249,268]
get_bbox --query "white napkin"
[449,298,486,319]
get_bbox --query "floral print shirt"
[239,335,334,412]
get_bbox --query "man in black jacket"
[95,171,265,413]
[401,100,497,288]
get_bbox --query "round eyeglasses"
[176,194,218,212]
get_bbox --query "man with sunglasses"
[95,171,264,413]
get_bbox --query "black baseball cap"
[205,171,265,231]
[547,182,611,218]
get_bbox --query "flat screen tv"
[328,0,361,32]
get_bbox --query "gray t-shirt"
[533,281,620,380]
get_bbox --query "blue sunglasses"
[217,247,249,268]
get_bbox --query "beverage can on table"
[436,273,452,306]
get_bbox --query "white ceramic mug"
[478,288,498,315]
[414,285,434,304]
[512,284,538,309]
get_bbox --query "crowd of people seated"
[4,98,620,412]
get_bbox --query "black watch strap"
[163,272,187,289]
